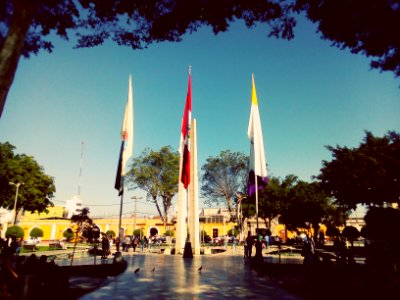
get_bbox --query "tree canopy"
[257,175,298,227]
[295,0,400,77]
[278,179,329,236]
[317,131,400,212]
[3,1,399,119]
[0,0,295,117]
[5,225,24,239]
[201,150,248,219]
[29,227,44,239]
[0,141,55,216]
[70,207,95,264]
[128,145,179,226]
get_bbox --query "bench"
[49,242,65,250]
[23,244,36,251]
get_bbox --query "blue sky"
[1,16,399,218]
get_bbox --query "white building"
[65,195,83,218]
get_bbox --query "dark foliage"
[296,0,400,77]
[318,131,400,211]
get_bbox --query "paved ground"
[70,246,303,300]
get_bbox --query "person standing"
[246,233,254,258]
[132,237,138,252]
[115,237,120,252]
[10,238,18,256]
[124,236,131,252]
[101,233,110,259]
[231,235,236,251]
[140,237,145,252]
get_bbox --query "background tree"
[128,146,179,228]
[279,180,329,240]
[0,0,295,117]
[325,226,340,239]
[70,207,93,265]
[164,230,174,237]
[63,228,74,242]
[317,131,400,212]
[201,150,248,220]
[200,229,211,243]
[295,0,400,77]
[2,1,399,118]
[105,230,116,239]
[84,224,100,244]
[29,227,43,240]
[258,175,298,229]
[0,142,56,216]
[228,228,239,237]
[363,207,400,280]
[5,225,24,239]
[322,201,348,230]
[133,228,143,237]
[341,225,360,248]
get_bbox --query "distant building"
[22,206,67,220]
[0,207,13,224]
[65,195,83,218]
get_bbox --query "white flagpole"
[255,172,259,237]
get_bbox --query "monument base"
[183,241,193,258]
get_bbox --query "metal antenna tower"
[77,140,84,197]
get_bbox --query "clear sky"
[1,16,399,219]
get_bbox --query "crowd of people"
[111,235,165,254]
[0,237,69,299]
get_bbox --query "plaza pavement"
[71,245,304,300]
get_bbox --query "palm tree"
[70,207,93,266]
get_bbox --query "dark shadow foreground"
[250,257,400,300]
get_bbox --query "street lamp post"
[236,192,245,242]
[131,196,143,235]
[9,182,24,225]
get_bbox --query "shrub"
[133,229,144,237]
[341,226,360,245]
[228,228,239,237]
[63,228,74,241]
[326,226,340,238]
[200,230,211,243]
[30,227,44,239]
[164,230,174,237]
[6,226,24,239]
[106,230,116,238]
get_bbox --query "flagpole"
[115,75,134,243]
[182,66,193,258]
[186,190,190,241]
[255,172,259,237]
[118,192,124,241]
[186,68,191,246]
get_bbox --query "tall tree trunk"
[163,204,168,230]
[0,0,35,117]
[152,195,164,223]
[226,196,236,221]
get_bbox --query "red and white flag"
[179,69,192,189]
